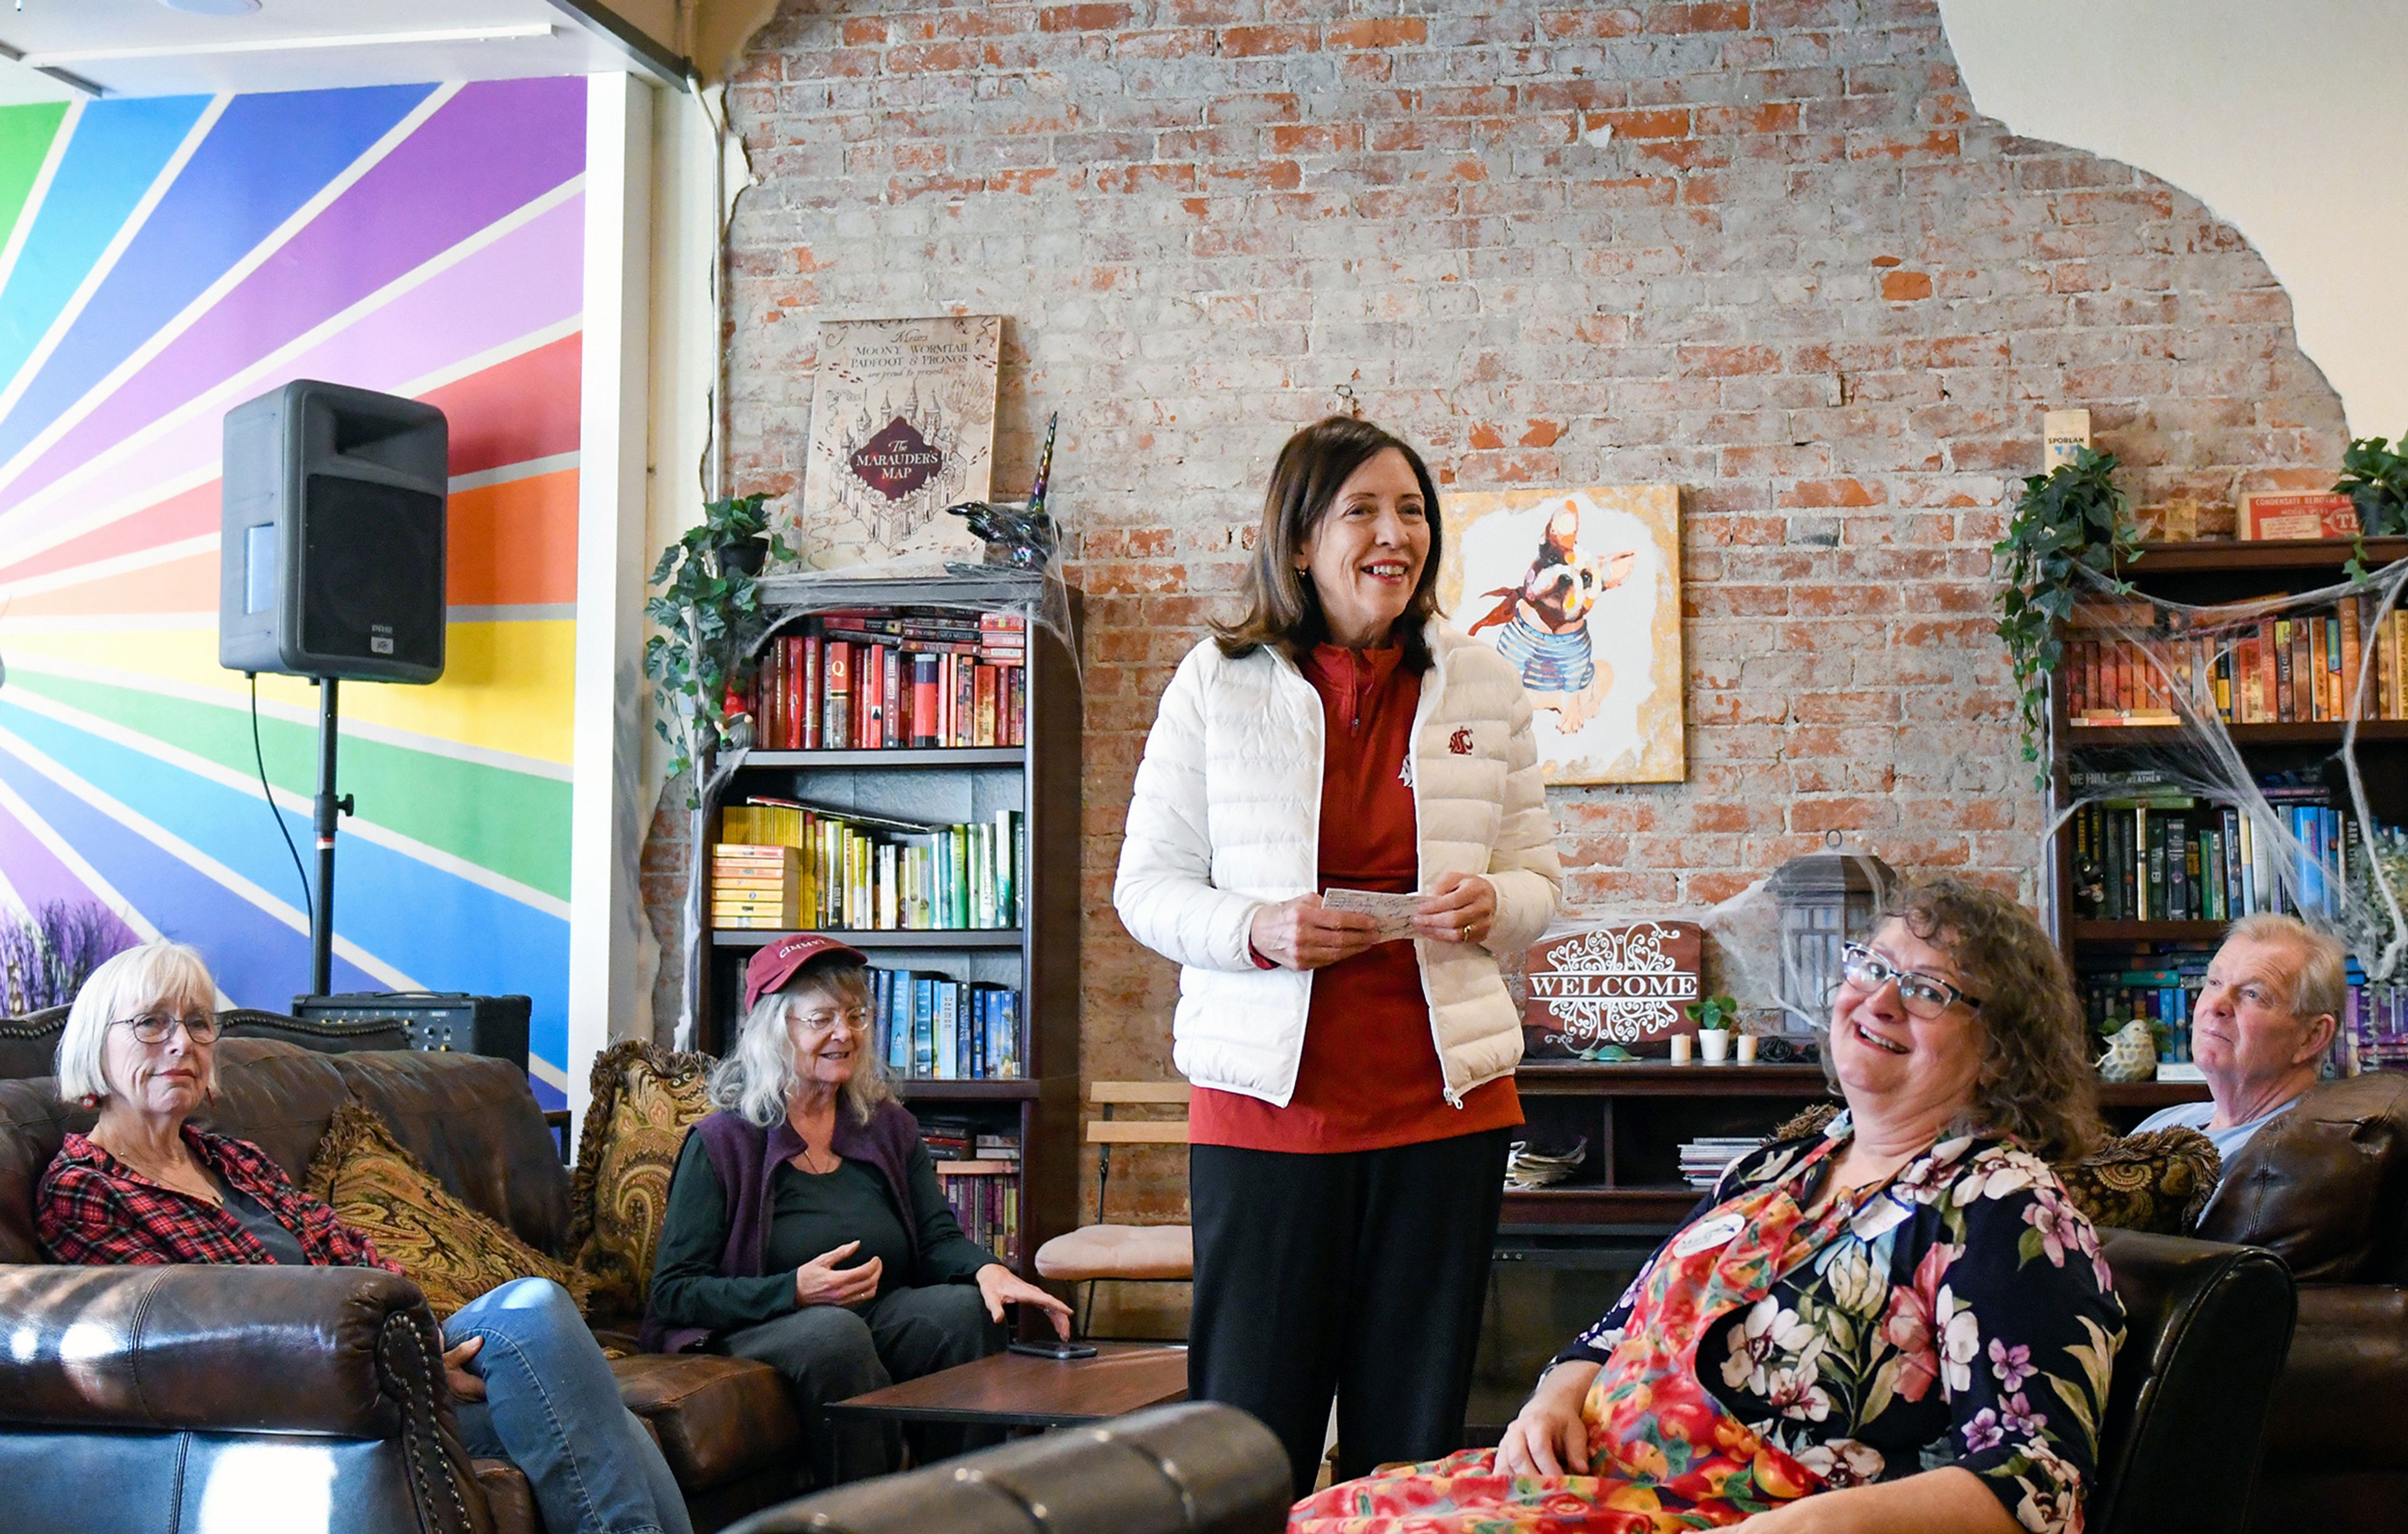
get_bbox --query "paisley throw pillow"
[305,1101,586,1320]
[566,1039,716,1320]
[1766,1102,2219,1232]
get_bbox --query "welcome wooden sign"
[1522,920,1704,1059]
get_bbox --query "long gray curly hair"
[707,957,893,1128]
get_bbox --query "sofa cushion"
[611,1352,802,1494]
[191,1037,358,1183]
[305,1101,586,1320]
[474,1458,541,1534]
[331,1049,571,1257]
[2198,1072,2408,1283]
[0,1076,82,1263]
[568,1041,716,1318]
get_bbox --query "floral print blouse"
[1556,1114,2127,1534]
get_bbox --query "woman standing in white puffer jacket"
[1114,416,1563,1501]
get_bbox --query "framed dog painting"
[1437,485,1685,784]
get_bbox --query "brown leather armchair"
[722,1402,1290,1534]
[2194,1071,2408,1534]
[0,1038,802,1534]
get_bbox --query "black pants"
[1189,1128,1509,1500]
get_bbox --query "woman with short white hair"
[40,940,691,1534]
[642,933,1070,1486]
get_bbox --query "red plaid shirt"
[38,1126,394,1271]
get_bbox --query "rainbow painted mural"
[0,78,586,1104]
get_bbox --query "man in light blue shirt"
[2135,914,2344,1160]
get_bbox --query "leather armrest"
[2261,1285,2408,1469]
[0,1263,449,1437]
[2093,1229,2298,1534]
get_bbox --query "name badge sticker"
[1670,1212,1746,1261]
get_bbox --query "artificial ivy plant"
[1994,447,2143,782]
[643,491,793,797]
[2338,435,2408,538]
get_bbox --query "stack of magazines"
[1678,1137,1760,1190]
[1504,1137,1588,1190]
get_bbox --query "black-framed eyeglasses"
[110,1013,221,1045]
[1840,944,1982,1019]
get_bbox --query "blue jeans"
[445,1278,692,1534]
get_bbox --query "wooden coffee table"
[825,1342,1188,1431]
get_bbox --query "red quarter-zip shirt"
[1190,643,1523,1153]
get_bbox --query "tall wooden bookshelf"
[2047,535,2408,1063]
[688,572,1084,1286]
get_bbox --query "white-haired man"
[2134,913,2343,1158]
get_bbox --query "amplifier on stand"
[292,991,530,1071]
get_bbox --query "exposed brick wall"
[679,0,2347,1231]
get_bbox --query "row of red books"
[739,609,1028,750]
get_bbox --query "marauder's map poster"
[796,315,1000,569]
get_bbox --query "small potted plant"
[643,492,793,797]
[1994,446,2143,782]
[1686,993,1741,1064]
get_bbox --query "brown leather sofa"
[723,1402,1290,1534]
[2195,1071,2408,1534]
[0,1038,802,1534]
[0,1004,408,1078]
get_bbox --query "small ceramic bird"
[2096,1018,2159,1083]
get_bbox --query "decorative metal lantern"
[1766,832,1896,1036]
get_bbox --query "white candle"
[1669,1034,1694,1065]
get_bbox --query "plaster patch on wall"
[1943,0,2408,438]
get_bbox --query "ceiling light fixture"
[24,21,554,65]
[157,0,265,16]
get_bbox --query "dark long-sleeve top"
[647,1128,998,1336]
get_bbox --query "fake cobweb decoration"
[2044,554,2408,983]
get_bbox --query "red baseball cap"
[744,933,869,1011]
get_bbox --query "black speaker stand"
[310,676,354,997]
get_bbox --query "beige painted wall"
[585,0,780,80]
[1943,0,2408,439]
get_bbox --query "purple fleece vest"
[640,1101,926,1354]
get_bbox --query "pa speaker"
[218,380,448,685]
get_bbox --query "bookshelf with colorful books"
[690,572,1083,1285]
[2051,537,2408,1083]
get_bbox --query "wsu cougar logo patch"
[1448,727,1475,755]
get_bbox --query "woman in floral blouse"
[1291,878,2125,1534]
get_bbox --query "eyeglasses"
[788,1008,872,1036]
[1840,944,1982,1019]
[110,1013,221,1045]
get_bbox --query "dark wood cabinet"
[1499,1064,2209,1235]
[686,572,1084,1283]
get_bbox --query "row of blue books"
[868,966,1022,1080]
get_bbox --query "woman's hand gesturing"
[1412,872,1497,948]
[793,1240,882,1308]
[1494,1360,1599,1478]
[976,1263,1075,1338]
[1249,894,1380,970]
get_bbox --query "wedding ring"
[1459,925,1469,942]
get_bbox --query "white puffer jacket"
[1113,623,1563,1109]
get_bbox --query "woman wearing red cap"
[642,935,1070,1486]
[1115,418,1563,1499]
